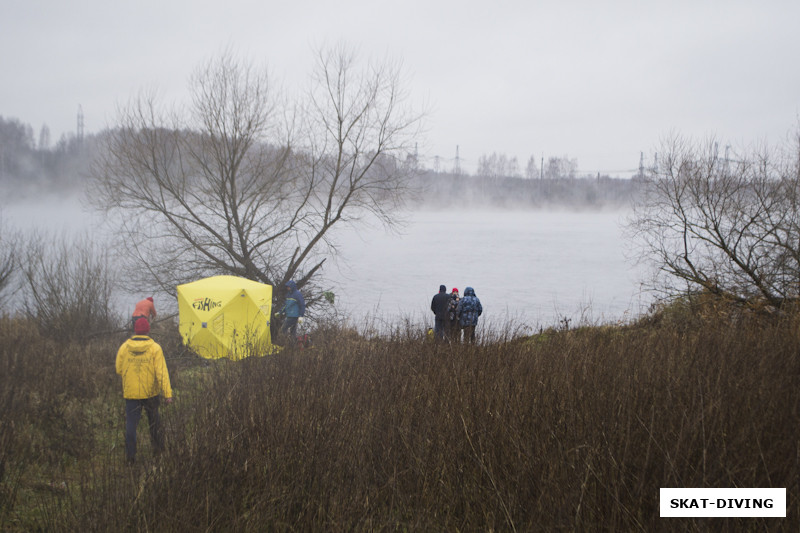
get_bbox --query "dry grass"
[1,304,798,531]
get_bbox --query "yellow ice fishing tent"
[177,275,276,360]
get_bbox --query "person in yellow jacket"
[116,317,174,464]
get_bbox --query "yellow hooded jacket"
[116,335,173,400]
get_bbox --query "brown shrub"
[4,314,799,531]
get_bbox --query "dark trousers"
[447,320,461,342]
[280,316,299,339]
[462,325,477,343]
[125,397,163,462]
[433,318,446,340]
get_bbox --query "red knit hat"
[452,288,458,293]
[134,317,150,335]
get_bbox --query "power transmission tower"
[407,142,419,170]
[77,105,85,145]
[453,145,461,175]
[724,144,731,173]
[639,152,644,179]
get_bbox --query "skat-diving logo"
[192,297,222,312]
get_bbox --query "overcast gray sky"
[2,0,798,176]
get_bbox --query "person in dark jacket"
[279,280,306,339]
[430,284,450,341]
[457,286,483,343]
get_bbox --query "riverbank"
[1,300,797,530]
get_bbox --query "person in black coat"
[430,284,450,341]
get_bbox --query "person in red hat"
[447,288,461,342]
[116,317,173,464]
[131,297,157,332]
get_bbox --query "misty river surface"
[3,195,649,330]
[325,209,648,330]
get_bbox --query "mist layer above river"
[323,209,648,330]
[3,194,649,330]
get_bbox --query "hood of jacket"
[125,335,155,356]
[464,287,476,297]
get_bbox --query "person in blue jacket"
[279,280,306,339]
[456,286,483,343]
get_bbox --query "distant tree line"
[475,152,579,181]
[0,115,91,194]
[401,149,639,209]
[1,112,639,213]
[410,170,640,209]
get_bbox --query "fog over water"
[326,209,648,330]
[3,194,650,331]
[3,191,100,233]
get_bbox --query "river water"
[323,209,649,331]
[3,193,649,332]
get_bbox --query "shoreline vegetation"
[1,297,797,531]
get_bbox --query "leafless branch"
[89,46,425,304]
[629,130,800,308]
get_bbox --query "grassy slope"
[1,307,798,531]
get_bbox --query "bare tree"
[20,232,118,339]
[507,156,520,178]
[543,156,578,180]
[90,46,424,300]
[525,155,539,180]
[628,130,800,308]
[477,152,512,178]
[0,215,19,300]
